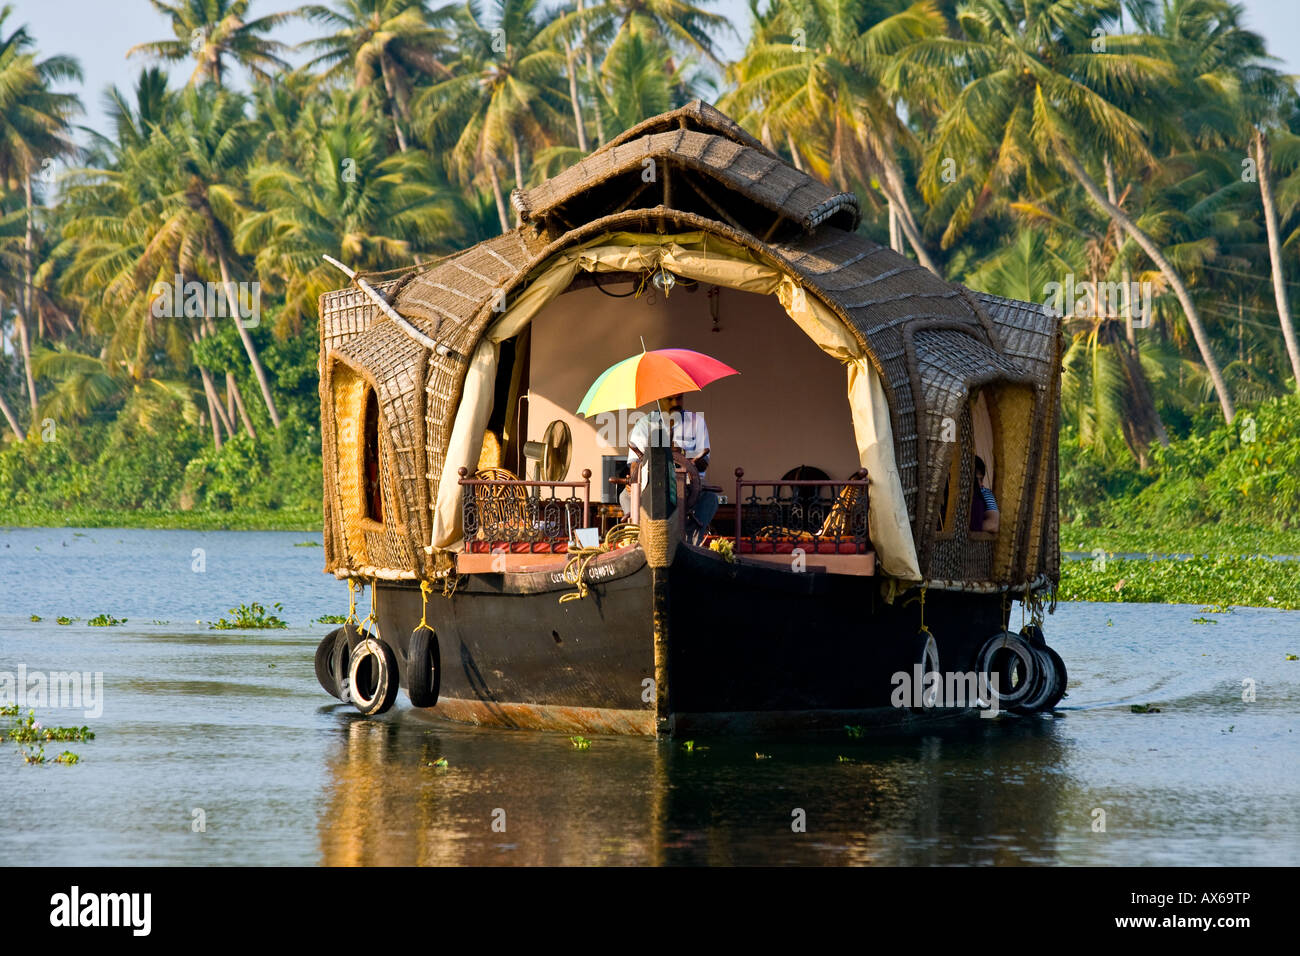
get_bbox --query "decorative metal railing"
[458,468,591,550]
[732,468,871,555]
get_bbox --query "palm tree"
[1130,0,1300,393]
[297,0,457,151]
[128,0,293,87]
[0,5,81,420]
[167,87,283,427]
[544,0,732,145]
[415,0,570,231]
[33,347,199,428]
[896,0,1237,422]
[237,90,459,327]
[598,30,677,135]
[56,109,235,447]
[723,0,944,273]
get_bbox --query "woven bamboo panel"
[332,322,429,574]
[319,279,400,352]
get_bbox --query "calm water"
[0,527,1296,866]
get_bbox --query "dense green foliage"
[1059,554,1299,609]
[1060,392,1300,532]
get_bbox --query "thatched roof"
[318,102,1060,585]
[601,99,779,158]
[510,129,859,236]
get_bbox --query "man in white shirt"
[620,393,718,539]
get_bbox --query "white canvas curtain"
[430,231,922,581]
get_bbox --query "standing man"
[621,393,719,540]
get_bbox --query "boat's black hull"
[372,544,1004,736]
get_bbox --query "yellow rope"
[345,578,360,626]
[917,584,931,637]
[359,578,379,635]
[559,524,641,604]
[418,580,433,630]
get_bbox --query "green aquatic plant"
[1286,654,1298,661]
[29,615,41,622]
[53,751,80,765]
[55,617,77,625]
[87,613,126,627]
[1130,704,1162,714]
[293,541,321,547]
[1191,617,1218,624]
[427,757,449,768]
[570,736,591,750]
[1060,555,1300,610]
[844,725,864,739]
[209,602,288,630]
[1,710,95,744]
[314,614,347,624]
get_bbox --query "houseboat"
[310,102,1067,736]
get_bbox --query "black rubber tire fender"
[1013,647,1058,714]
[406,625,440,707]
[977,630,1039,709]
[331,624,369,702]
[1020,624,1047,650]
[349,636,400,716]
[315,628,345,699]
[1040,646,1068,711]
[910,631,942,711]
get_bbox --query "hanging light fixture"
[651,268,676,296]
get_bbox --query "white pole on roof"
[322,255,454,358]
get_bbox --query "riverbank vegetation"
[1059,553,1299,609]
[0,1,1297,603]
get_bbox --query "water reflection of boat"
[317,714,1076,865]
[310,102,1067,736]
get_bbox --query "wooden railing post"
[734,467,744,545]
[581,468,591,527]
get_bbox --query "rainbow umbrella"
[577,348,739,417]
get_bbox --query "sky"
[8,0,1300,139]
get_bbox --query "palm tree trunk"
[226,371,257,438]
[784,132,804,172]
[380,55,410,153]
[198,365,226,450]
[888,201,901,252]
[1104,156,1137,346]
[20,175,38,415]
[578,0,605,145]
[878,157,941,276]
[1253,128,1300,392]
[487,161,510,233]
[0,387,25,441]
[512,133,526,195]
[1059,148,1236,423]
[216,249,282,428]
[564,37,589,152]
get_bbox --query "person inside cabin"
[969,455,999,534]
[621,392,719,542]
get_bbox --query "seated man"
[620,393,719,541]
[969,455,999,533]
